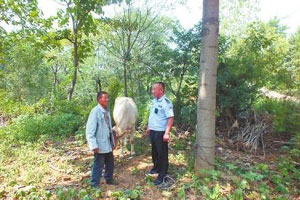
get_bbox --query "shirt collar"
[156,95,165,102]
[98,104,109,113]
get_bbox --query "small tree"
[55,0,119,100]
[102,1,167,97]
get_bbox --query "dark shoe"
[106,179,119,185]
[154,177,163,185]
[149,169,158,174]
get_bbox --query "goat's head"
[112,126,129,139]
[112,126,119,137]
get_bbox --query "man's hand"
[146,127,150,136]
[163,133,170,142]
[93,147,99,154]
[113,140,118,150]
[113,131,117,150]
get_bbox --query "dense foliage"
[0,0,299,199]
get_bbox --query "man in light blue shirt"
[86,91,117,188]
[146,82,174,185]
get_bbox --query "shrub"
[137,100,151,128]
[217,64,259,117]
[254,98,300,135]
[3,113,83,143]
[107,77,122,112]
[180,104,197,127]
[254,98,300,148]
[0,90,36,118]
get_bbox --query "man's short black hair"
[154,82,165,91]
[97,91,108,100]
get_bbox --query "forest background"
[0,0,299,199]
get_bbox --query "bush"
[137,99,151,128]
[52,99,85,116]
[254,98,300,148]
[0,90,36,118]
[254,98,300,135]
[3,113,83,143]
[217,64,259,117]
[107,77,122,112]
[180,104,197,127]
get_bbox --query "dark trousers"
[91,152,114,187]
[150,130,169,179]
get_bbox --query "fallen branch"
[232,112,271,155]
[48,163,65,173]
[273,141,298,145]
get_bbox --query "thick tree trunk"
[195,0,219,175]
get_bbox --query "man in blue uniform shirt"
[86,91,117,188]
[146,82,174,185]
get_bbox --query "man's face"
[152,84,163,99]
[98,93,109,109]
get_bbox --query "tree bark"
[123,60,128,97]
[51,65,59,95]
[195,0,219,175]
[68,40,79,101]
[96,78,102,93]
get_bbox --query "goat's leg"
[120,137,126,158]
[130,129,135,156]
[122,137,128,157]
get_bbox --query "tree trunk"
[123,60,128,97]
[68,41,79,101]
[195,0,219,175]
[96,78,102,93]
[51,65,59,95]
[173,96,182,122]
[173,64,187,123]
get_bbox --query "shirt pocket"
[156,107,164,115]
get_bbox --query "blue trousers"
[150,130,169,180]
[91,152,114,187]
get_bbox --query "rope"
[157,175,176,190]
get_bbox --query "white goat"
[113,97,138,157]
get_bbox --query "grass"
[0,124,299,199]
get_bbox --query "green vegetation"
[1,125,299,199]
[1,0,300,199]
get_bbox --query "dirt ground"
[41,135,173,199]
[36,128,297,200]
